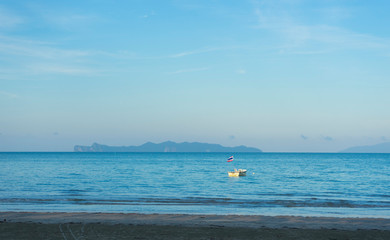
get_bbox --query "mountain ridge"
[340,142,390,153]
[74,141,262,153]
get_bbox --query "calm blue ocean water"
[0,152,389,218]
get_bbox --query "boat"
[228,169,247,177]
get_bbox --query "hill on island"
[74,141,262,153]
[340,142,390,153]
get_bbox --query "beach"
[1,212,390,239]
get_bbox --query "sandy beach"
[1,212,390,239]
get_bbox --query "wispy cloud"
[141,10,155,19]
[237,69,246,74]
[167,67,209,75]
[0,35,140,61]
[0,35,105,77]
[0,43,88,59]
[48,14,96,27]
[0,36,89,59]
[253,1,390,54]
[321,135,333,141]
[27,64,96,75]
[170,47,227,58]
[0,90,18,98]
[128,47,233,60]
[318,7,352,21]
[0,6,24,28]
[29,3,100,31]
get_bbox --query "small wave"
[0,198,57,204]
[369,194,390,198]
[58,189,89,197]
[2,197,390,209]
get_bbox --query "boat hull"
[228,171,240,177]
[228,169,247,177]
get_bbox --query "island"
[340,142,390,153]
[74,141,262,153]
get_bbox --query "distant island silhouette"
[74,141,262,153]
[340,142,390,153]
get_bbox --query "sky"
[1,0,390,152]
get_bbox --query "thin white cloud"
[0,34,148,64]
[0,43,88,59]
[141,10,155,19]
[27,64,95,75]
[0,90,18,98]
[171,51,196,58]
[0,6,24,28]
[51,14,94,25]
[167,67,209,75]
[170,47,226,58]
[237,69,246,74]
[0,34,55,46]
[30,3,99,31]
[126,47,230,60]
[0,37,89,59]
[0,35,106,77]
[253,1,390,54]
[318,7,352,21]
[0,34,196,63]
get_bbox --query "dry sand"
[1,212,390,239]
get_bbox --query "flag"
[227,156,234,162]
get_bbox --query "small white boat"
[228,169,247,177]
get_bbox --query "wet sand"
[1,212,390,239]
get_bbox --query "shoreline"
[2,212,390,240]
[1,212,390,230]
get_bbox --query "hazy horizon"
[1,1,389,152]
[0,140,388,153]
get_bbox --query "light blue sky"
[1,0,389,152]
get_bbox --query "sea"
[0,152,389,218]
